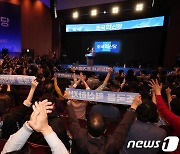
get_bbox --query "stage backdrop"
[0,2,21,57]
[63,16,167,67]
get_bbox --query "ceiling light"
[136,3,144,11]
[91,9,97,16]
[112,6,119,14]
[72,11,79,19]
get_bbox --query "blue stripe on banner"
[55,73,80,79]
[66,88,138,105]
[68,66,110,72]
[0,75,36,85]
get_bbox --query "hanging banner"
[0,75,35,85]
[66,88,138,105]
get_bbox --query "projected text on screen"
[94,41,120,53]
[66,16,164,32]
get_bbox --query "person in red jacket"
[149,79,180,154]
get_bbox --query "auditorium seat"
[0,139,51,153]
[27,142,51,154]
[0,139,7,152]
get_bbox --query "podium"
[85,52,95,66]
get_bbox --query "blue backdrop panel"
[0,2,21,57]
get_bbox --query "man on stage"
[85,47,96,66]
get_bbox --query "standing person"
[85,47,96,66]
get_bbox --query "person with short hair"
[120,99,167,154]
[65,91,142,154]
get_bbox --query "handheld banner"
[0,75,36,85]
[66,88,138,105]
[55,73,80,79]
[68,66,110,72]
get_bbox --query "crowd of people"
[0,55,179,154]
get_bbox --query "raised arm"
[1,100,55,154]
[1,122,34,154]
[64,91,81,138]
[28,101,68,154]
[106,95,142,153]
[71,78,81,88]
[104,67,113,83]
[96,67,113,90]
[6,68,13,92]
[71,67,77,83]
[23,80,39,107]
[151,89,157,104]
[7,80,38,123]
[165,87,172,109]
[53,75,65,100]
[149,79,180,128]
[80,72,90,90]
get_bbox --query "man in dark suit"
[85,47,96,66]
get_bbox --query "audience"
[120,99,167,154]
[28,83,70,150]
[149,79,180,154]
[1,100,68,154]
[65,91,142,154]
[0,55,179,154]
[0,80,38,139]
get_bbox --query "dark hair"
[141,70,147,75]
[98,74,106,82]
[139,91,151,100]
[127,69,134,76]
[76,84,86,89]
[119,69,124,75]
[166,75,176,84]
[44,82,54,93]
[41,93,56,105]
[136,99,158,123]
[0,94,12,116]
[87,113,106,137]
[170,98,180,116]
[43,70,51,79]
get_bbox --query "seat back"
[28,142,51,154]
[0,139,7,152]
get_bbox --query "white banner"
[55,73,80,79]
[66,88,138,105]
[68,65,110,72]
[0,75,35,85]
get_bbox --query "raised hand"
[63,91,71,100]
[39,99,54,114]
[28,101,53,136]
[9,68,13,75]
[131,94,142,110]
[31,80,38,89]
[165,87,171,95]
[148,79,162,95]
[108,67,113,73]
